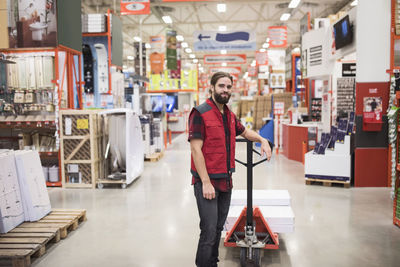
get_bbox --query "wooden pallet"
[305,178,350,188]
[145,151,164,162]
[0,209,86,267]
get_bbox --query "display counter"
[282,123,319,162]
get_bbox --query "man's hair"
[210,72,233,87]
[209,72,233,94]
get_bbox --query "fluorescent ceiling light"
[127,55,134,60]
[221,62,227,67]
[145,43,151,49]
[351,0,358,6]
[217,3,226,13]
[162,15,172,24]
[181,42,188,48]
[133,36,141,42]
[219,25,227,31]
[259,48,266,52]
[262,43,269,48]
[185,48,192,53]
[288,0,301,8]
[190,54,195,58]
[177,35,184,42]
[280,13,291,21]
[193,59,198,63]
[220,49,227,54]
[292,47,300,53]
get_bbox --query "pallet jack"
[224,139,279,267]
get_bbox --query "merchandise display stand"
[0,46,83,188]
[82,9,123,109]
[390,0,400,228]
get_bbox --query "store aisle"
[34,133,400,267]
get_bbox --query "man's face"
[212,77,232,104]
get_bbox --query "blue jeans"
[194,182,232,267]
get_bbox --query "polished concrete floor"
[33,133,400,267]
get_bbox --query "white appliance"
[100,109,144,185]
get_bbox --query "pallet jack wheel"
[253,248,261,267]
[98,183,104,189]
[240,247,247,267]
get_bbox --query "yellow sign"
[76,119,89,129]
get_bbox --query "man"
[188,72,272,267]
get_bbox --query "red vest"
[190,98,236,179]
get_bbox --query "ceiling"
[81,0,356,71]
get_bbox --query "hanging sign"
[255,51,268,66]
[209,66,241,76]
[194,30,256,51]
[120,0,150,15]
[248,65,257,77]
[166,30,177,70]
[204,54,246,65]
[268,26,287,48]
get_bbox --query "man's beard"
[213,91,231,104]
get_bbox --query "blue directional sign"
[193,30,256,51]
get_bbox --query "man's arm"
[240,128,272,161]
[190,139,215,200]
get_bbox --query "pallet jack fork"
[224,139,279,267]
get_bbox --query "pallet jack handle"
[235,138,273,229]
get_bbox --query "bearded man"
[188,72,272,267]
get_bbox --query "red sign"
[363,111,383,131]
[255,51,268,66]
[121,0,150,15]
[248,66,257,77]
[268,26,287,48]
[209,66,241,77]
[204,54,246,65]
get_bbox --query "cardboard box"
[0,10,9,49]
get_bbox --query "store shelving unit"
[390,0,400,228]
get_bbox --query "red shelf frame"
[46,181,62,187]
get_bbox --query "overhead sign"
[120,0,150,15]
[255,51,268,66]
[204,54,246,65]
[268,26,287,48]
[209,66,241,76]
[194,30,256,51]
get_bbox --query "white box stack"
[0,152,25,233]
[82,14,107,33]
[14,151,51,222]
[225,190,295,233]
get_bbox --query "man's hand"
[261,138,272,161]
[202,181,215,200]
